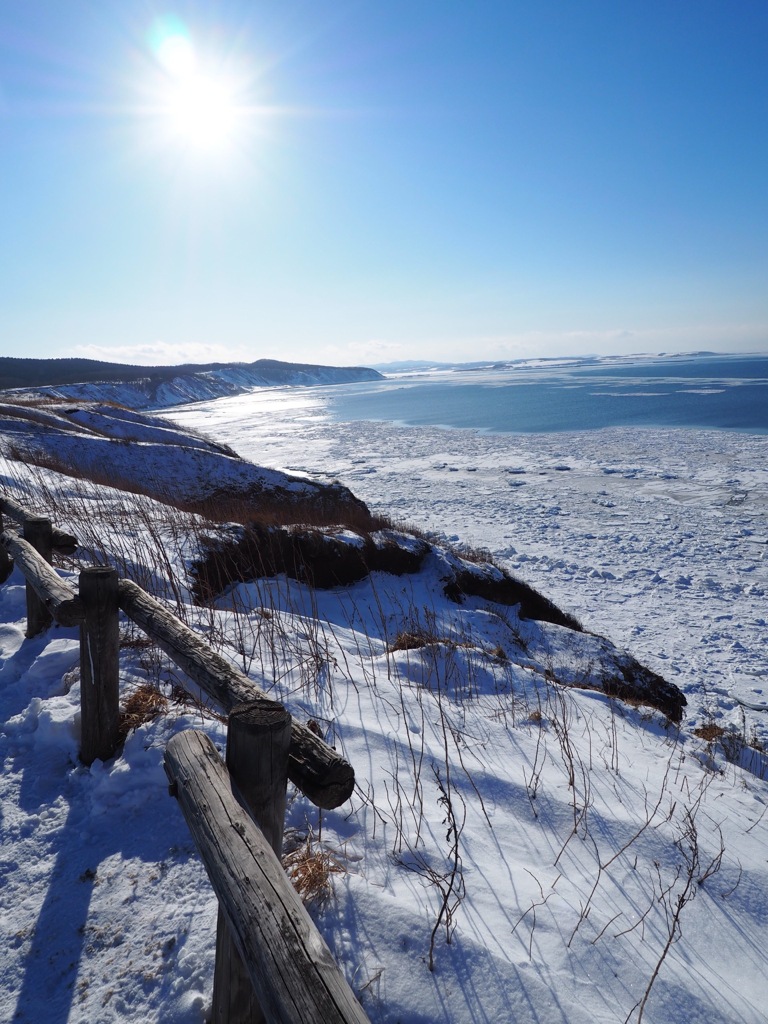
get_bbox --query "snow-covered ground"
[1,390,767,1024]
[170,388,768,751]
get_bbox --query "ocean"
[322,353,768,435]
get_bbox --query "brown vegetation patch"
[390,629,440,651]
[118,683,169,741]
[282,830,346,907]
[542,658,686,723]
[187,483,376,531]
[389,628,477,653]
[693,723,726,742]
[193,518,585,639]
[169,685,228,723]
[1,440,374,532]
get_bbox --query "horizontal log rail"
[0,529,84,626]
[0,499,356,811]
[118,578,354,810]
[0,496,77,552]
[0,508,355,809]
[165,730,369,1024]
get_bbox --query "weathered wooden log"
[0,530,84,628]
[225,700,292,855]
[213,700,292,1024]
[0,496,78,552]
[79,567,120,765]
[165,731,370,1024]
[0,514,12,585]
[118,578,354,809]
[24,517,53,636]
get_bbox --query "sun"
[149,25,247,154]
[164,71,240,149]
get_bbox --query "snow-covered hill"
[0,398,366,521]
[4,358,383,410]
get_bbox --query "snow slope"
[0,397,767,1024]
[169,390,768,755]
[9,360,383,411]
[0,399,364,516]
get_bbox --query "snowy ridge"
[0,399,365,516]
[10,360,383,410]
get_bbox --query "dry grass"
[191,520,429,601]
[118,683,169,741]
[282,829,346,908]
[389,628,442,652]
[444,567,583,631]
[693,723,726,742]
[0,395,66,408]
[389,628,476,653]
[453,541,506,571]
[169,684,228,724]
[118,625,156,650]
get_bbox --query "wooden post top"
[229,698,291,729]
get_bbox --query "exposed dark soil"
[192,520,583,633]
[601,660,686,722]
[444,569,583,631]
[191,523,431,601]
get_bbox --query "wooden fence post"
[23,517,53,636]
[166,731,369,1024]
[79,566,120,765]
[0,512,12,584]
[212,699,292,1024]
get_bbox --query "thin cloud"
[74,341,252,366]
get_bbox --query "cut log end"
[287,724,356,810]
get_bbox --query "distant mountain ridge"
[0,356,384,410]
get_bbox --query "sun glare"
[156,34,196,78]
[148,22,249,155]
[165,72,240,148]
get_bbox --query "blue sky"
[1,1,766,367]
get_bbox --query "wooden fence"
[0,495,369,1024]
